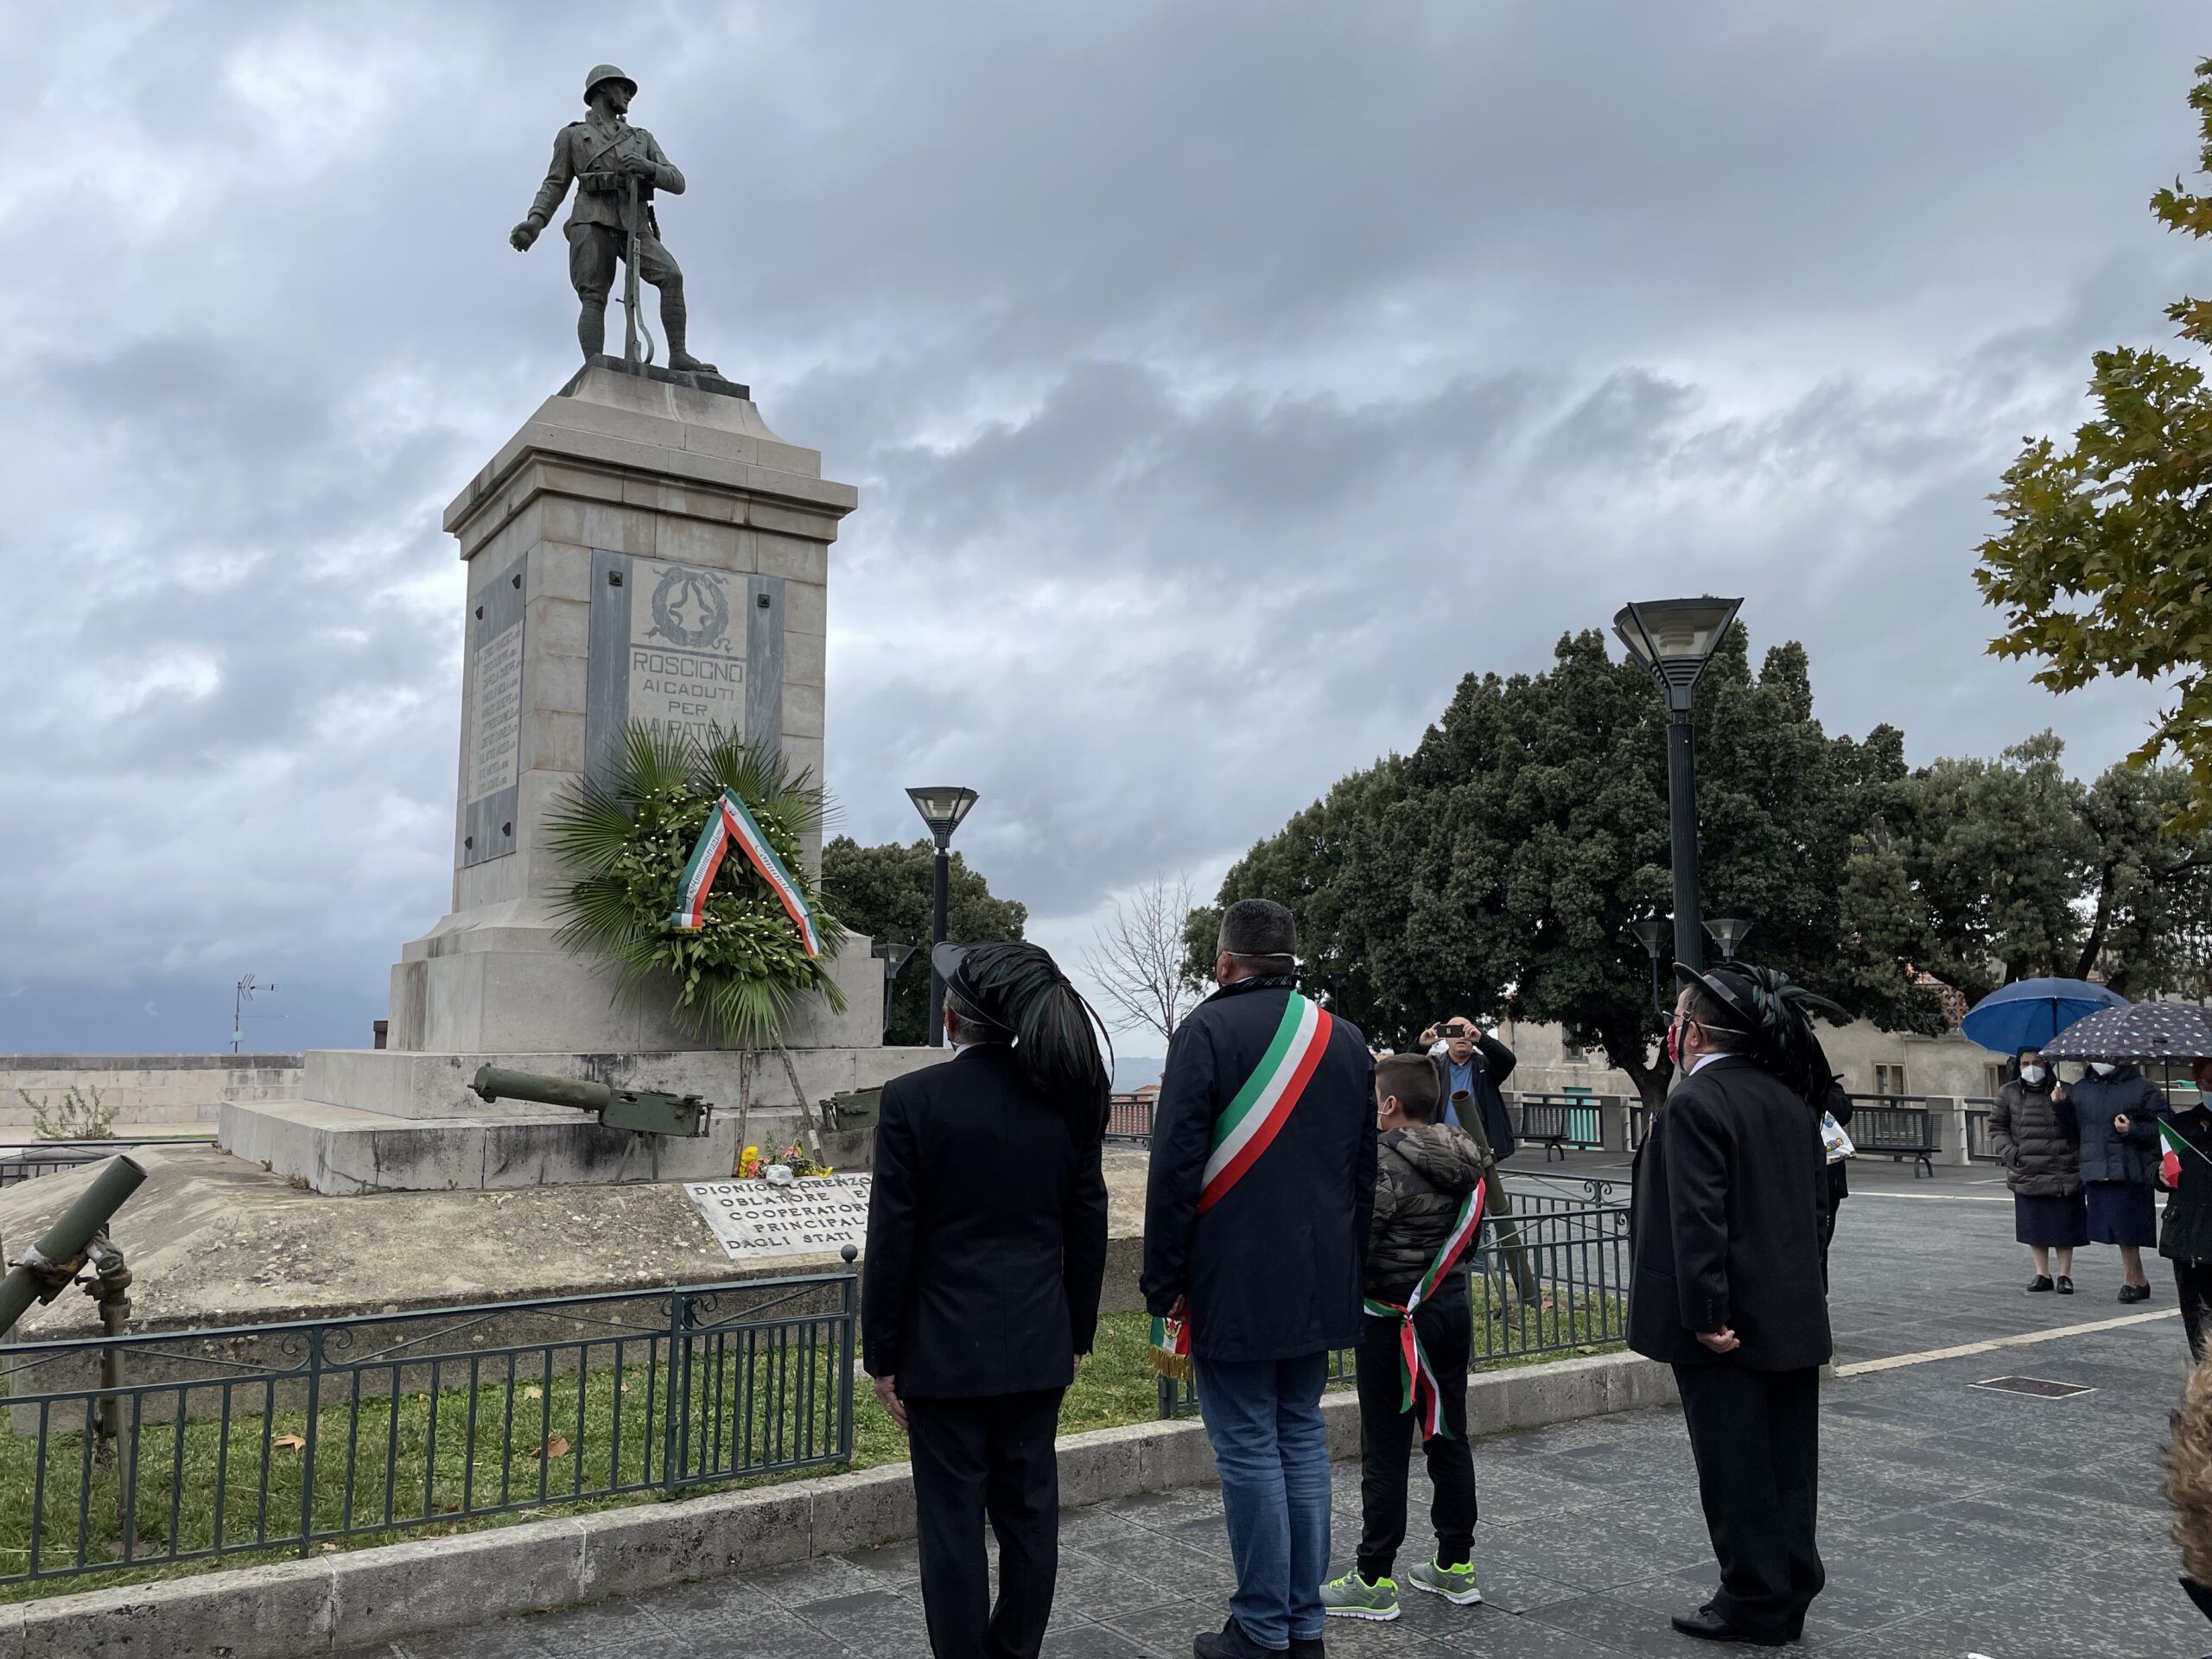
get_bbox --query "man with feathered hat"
[1629,962,1838,1647]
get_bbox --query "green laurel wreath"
[545,723,845,1048]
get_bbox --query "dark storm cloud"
[0,0,2202,1049]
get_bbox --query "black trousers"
[906,1388,1065,1659]
[1674,1363,1823,1642]
[2177,1261,2212,1363]
[1354,1292,1476,1580]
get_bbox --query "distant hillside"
[1110,1055,1163,1093]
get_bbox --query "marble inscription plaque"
[629,556,746,749]
[683,1174,872,1260]
[467,620,524,802]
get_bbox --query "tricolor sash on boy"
[1363,1179,1487,1441]
[1196,991,1334,1214]
[667,789,824,956]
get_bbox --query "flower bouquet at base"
[740,1141,835,1182]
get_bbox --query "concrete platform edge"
[16,1351,1675,1659]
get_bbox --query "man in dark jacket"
[1630,967,1832,1647]
[1320,1052,1488,1624]
[1143,899,1376,1659]
[1424,1017,1517,1160]
[864,943,1112,1659]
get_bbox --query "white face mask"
[2090,1062,2118,1077]
[2019,1065,2047,1085]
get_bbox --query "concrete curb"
[15,1351,1676,1658]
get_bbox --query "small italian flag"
[1147,1314,1192,1381]
[2161,1117,2190,1190]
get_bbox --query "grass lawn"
[0,1295,1621,1604]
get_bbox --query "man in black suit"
[864,943,1112,1659]
[1143,899,1377,1659]
[1630,964,1833,1648]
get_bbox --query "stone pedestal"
[221,361,944,1193]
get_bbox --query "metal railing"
[0,1140,216,1190]
[0,1268,857,1588]
[1157,1197,1631,1417]
[1963,1097,2000,1164]
[1513,1095,1605,1161]
[1105,1096,1154,1144]
[1844,1094,1937,1177]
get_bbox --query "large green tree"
[818,837,1027,1045]
[1976,58,2212,830]
[1208,626,1926,1108]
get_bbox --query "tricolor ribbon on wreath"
[1363,1179,1487,1442]
[667,788,824,956]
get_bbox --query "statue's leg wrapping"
[577,301,607,359]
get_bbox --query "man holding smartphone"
[1422,1017,1518,1161]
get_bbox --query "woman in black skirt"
[1987,1050,2086,1294]
[2065,1059,2164,1302]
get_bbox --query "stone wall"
[0,1055,302,1128]
[1498,1015,2008,1100]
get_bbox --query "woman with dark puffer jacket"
[1987,1050,2086,1294]
[2066,1060,2165,1303]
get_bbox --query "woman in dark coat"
[2159,1057,2212,1360]
[2065,1060,2164,1303]
[1986,1049,2086,1294]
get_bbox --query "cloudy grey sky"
[0,2,2201,1052]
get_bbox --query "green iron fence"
[1155,1193,1632,1417]
[0,1264,857,1587]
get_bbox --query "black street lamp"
[1627,913,1673,1016]
[1613,596,1742,977]
[871,941,920,1039]
[1704,917,1754,963]
[905,785,978,1046]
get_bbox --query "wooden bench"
[1847,1096,1939,1178]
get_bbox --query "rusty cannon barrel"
[470,1065,710,1138]
[0,1154,148,1339]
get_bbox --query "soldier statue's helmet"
[583,63,638,103]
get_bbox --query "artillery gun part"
[469,1065,710,1138]
[0,1155,149,1339]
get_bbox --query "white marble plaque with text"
[684,1174,872,1261]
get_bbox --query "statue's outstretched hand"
[509,219,540,251]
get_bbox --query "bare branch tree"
[1083,873,1206,1046]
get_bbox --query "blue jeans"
[1193,1351,1332,1649]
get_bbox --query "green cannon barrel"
[0,1155,148,1339]
[471,1066,613,1114]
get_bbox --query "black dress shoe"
[2026,1274,2055,1293]
[2120,1282,2152,1304]
[1195,1617,1286,1658]
[2056,1274,2075,1294]
[1670,1606,1788,1646]
[1289,1637,1326,1659]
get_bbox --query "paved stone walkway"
[370,1168,2209,1658]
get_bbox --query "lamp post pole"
[905,786,979,1048]
[1665,710,1703,976]
[928,842,951,1041]
[1612,596,1742,991]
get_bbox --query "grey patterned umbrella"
[2041,1001,2212,1063]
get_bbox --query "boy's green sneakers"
[1408,1556,1483,1605]
[1319,1569,1401,1621]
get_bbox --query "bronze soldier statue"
[511,64,717,374]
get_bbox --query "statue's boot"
[660,284,718,376]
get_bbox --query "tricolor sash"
[1197,992,1333,1214]
[668,789,824,957]
[1147,1313,1192,1380]
[1363,1179,1487,1441]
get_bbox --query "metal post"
[927,843,950,1046]
[1665,709,1704,977]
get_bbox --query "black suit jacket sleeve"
[1141,1019,1217,1314]
[1477,1033,1516,1087]
[1352,1052,1379,1273]
[1064,1140,1109,1353]
[1665,1084,1733,1334]
[861,1079,920,1378]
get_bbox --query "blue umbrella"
[1961,976,2131,1057]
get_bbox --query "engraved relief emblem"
[647,563,731,650]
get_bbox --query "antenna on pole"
[232,974,276,1054]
